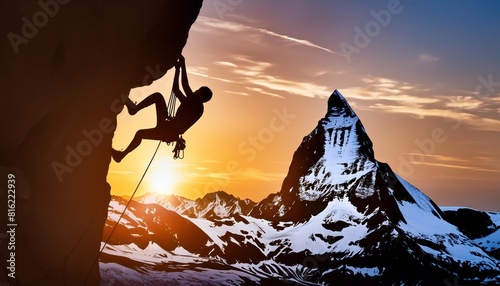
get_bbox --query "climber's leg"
[111,128,161,162]
[126,93,168,123]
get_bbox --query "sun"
[147,158,180,195]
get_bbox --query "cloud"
[225,90,250,96]
[215,61,238,68]
[188,17,339,99]
[246,87,283,98]
[230,56,272,77]
[405,153,500,173]
[191,16,500,126]
[411,161,500,173]
[251,74,331,98]
[419,154,469,163]
[344,77,440,105]
[418,53,440,62]
[254,27,337,54]
[196,16,339,55]
[444,96,483,110]
[343,76,500,131]
[212,55,331,98]
[185,167,285,183]
[237,168,286,182]
[405,153,470,164]
[186,66,234,83]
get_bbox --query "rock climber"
[111,55,212,162]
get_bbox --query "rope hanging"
[84,141,162,285]
[167,89,177,119]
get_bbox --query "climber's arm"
[173,61,186,102]
[178,55,194,97]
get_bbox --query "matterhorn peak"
[326,89,356,117]
[295,90,378,201]
[321,90,375,162]
[252,89,379,220]
[250,90,499,285]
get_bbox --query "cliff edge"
[0,1,202,285]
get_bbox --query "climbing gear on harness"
[173,135,186,159]
[165,89,186,159]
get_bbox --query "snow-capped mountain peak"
[252,90,379,220]
[299,90,377,202]
[326,89,356,117]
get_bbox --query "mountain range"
[137,190,255,219]
[100,90,500,285]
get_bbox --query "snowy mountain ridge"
[138,192,196,214]
[137,190,256,219]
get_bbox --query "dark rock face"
[0,1,202,285]
[443,208,496,239]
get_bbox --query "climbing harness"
[165,89,186,160]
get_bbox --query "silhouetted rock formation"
[0,1,202,285]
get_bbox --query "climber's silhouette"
[112,55,212,162]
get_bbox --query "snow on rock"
[298,90,377,202]
[475,229,500,253]
[138,192,196,214]
[100,262,261,286]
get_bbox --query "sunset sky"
[108,1,500,211]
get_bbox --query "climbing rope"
[84,141,162,285]
[167,89,177,119]
[165,89,187,159]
